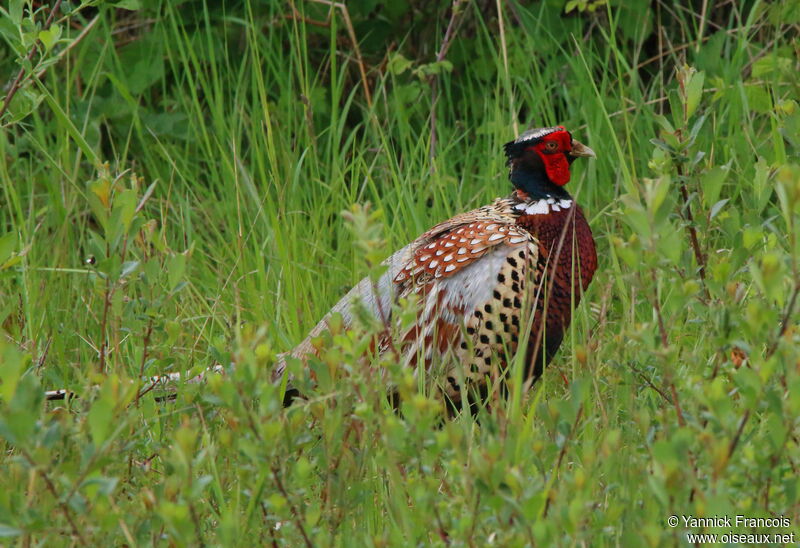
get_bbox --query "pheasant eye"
[545,141,558,151]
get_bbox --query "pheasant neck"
[510,166,572,201]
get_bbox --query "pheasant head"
[504,126,595,199]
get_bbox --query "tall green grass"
[1,0,798,545]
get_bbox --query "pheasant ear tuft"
[504,140,523,164]
[505,127,560,163]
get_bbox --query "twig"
[109,18,158,36]
[626,362,672,404]
[649,269,669,348]
[431,504,451,545]
[429,0,466,170]
[544,404,583,517]
[727,408,751,459]
[672,64,711,298]
[283,9,329,29]
[495,0,518,136]
[34,15,100,81]
[308,0,372,107]
[97,245,113,373]
[669,382,686,427]
[766,281,800,359]
[694,0,710,52]
[20,448,87,544]
[576,80,790,131]
[635,21,762,71]
[675,159,708,291]
[188,500,206,547]
[466,491,481,546]
[270,465,314,548]
[648,268,690,427]
[36,336,53,371]
[134,319,155,406]
[0,0,63,120]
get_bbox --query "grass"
[1,0,799,545]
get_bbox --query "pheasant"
[277,126,597,409]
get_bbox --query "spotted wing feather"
[274,197,535,380]
[394,220,531,284]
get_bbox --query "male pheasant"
[277,126,597,408]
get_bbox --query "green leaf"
[745,84,773,114]
[701,165,729,208]
[137,181,158,212]
[687,113,707,145]
[120,260,140,279]
[34,80,99,164]
[653,114,675,134]
[657,226,682,264]
[111,287,123,316]
[0,233,16,265]
[752,158,772,214]
[142,258,160,283]
[0,255,22,271]
[709,198,729,220]
[171,280,188,294]
[20,26,37,50]
[644,175,671,218]
[751,54,793,79]
[113,0,143,9]
[107,189,138,247]
[733,367,761,408]
[685,70,704,119]
[0,524,23,537]
[669,89,683,127]
[766,413,786,450]
[388,53,413,76]
[191,475,214,498]
[620,194,651,240]
[82,476,119,498]
[0,373,41,446]
[165,320,181,346]
[412,60,454,79]
[611,236,637,267]
[9,0,23,25]
[38,24,61,51]
[0,342,28,403]
[168,253,186,290]
[649,139,675,154]
[6,88,43,123]
[742,226,762,249]
[116,189,138,232]
[0,17,23,56]
[88,175,112,207]
[88,396,114,445]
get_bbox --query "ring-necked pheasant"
[277,126,597,408]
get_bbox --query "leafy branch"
[0,0,63,121]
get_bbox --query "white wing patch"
[435,244,522,319]
[514,198,572,215]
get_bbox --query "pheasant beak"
[569,139,596,159]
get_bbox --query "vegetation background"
[1,0,799,545]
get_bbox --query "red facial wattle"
[530,129,573,186]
